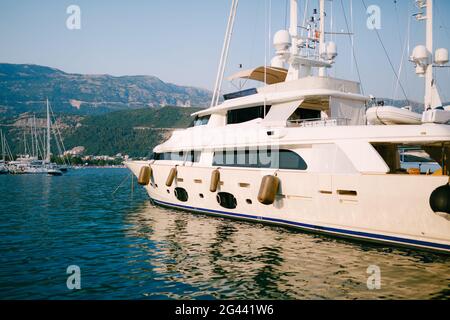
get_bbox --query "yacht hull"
[126,161,450,254]
[151,198,449,253]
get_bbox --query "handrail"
[287,118,350,127]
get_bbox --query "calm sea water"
[0,168,449,300]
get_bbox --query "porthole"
[174,187,189,202]
[167,189,170,194]
[246,199,252,204]
[199,193,204,199]
[216,192,237,209]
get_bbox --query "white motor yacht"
[127,0,450,253]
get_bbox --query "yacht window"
[186,151,201,162]
[288,108,321,122]
[154,151,184,161]
[190,115,210,127]
[223,88,258,101]
[153,151,201,162]
[227,105,271,125]
[372,144,446,175]
[213,149,307,170]
[278,149,308,170]
[153,152,170,160]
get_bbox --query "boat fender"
[210,169,220,192]
[429,184,450,214]
[138,166,152,186]
[166,167,177,187]
[258,175,280,205]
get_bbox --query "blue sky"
[0,0,449,102]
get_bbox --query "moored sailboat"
[7,99,63,175]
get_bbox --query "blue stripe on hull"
[152,199,450,252]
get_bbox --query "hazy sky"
[0,0,449,102]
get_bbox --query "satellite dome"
[411,45,430,64]
[326,41,338,60]
[435,48,449,65]
[273,30,291,52]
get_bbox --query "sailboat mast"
[23,131,27,155]
[1,130,4,162]
[35,116,38,158]
[46,98,51,163]
[30,119,34,158]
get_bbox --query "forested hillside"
[1,106,200,157]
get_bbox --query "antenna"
[275,0,336,81]
[411,0,449,110]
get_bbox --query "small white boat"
[367,106,422,125]
[47,168,63,176]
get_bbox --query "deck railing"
[287,118,350,127]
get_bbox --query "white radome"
[435,48,449,65]
[411,45,430,64]
[273,30,291,52]
[326,41,338,60]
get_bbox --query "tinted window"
[186,151,201,162]
[227,105,271,125]
[213,149,307,170]
[190,115,210,127]
[288,108,321,121]
[223,88,258,101]
[154,151,201,162]
[278,150,308,170]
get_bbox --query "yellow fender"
[138,166,152,186]
[166,167,177,187]
[258,175,280,205]
[210,169,220,192]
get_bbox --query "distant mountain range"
[0,63,212,116]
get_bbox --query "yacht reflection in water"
[126,202,450,300]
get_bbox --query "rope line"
[361,0,409,102]
[340,0,365,95]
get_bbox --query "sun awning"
[227,66,288,85]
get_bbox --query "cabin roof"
[227,66,288,85]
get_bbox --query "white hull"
[127,161,450,253]
[7,163,63,175]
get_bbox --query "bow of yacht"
[126,0,450,253]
